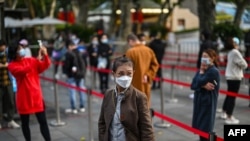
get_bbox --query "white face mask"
[201,57,210,65]
[115,76,132,88]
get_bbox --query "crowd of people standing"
[0,28,250,141]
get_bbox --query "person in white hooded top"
[220,37,248,124]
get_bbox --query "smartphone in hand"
[37,40,42,48]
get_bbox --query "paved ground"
[1,42,250,141]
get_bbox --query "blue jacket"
[6,48,17,92]
[191,65,220,132]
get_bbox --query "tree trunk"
[11,0,18,9]
[75,0,90,26]
[119,0,132,39]
[158,0,168,26]
[40,0,46,17]
[25,0,36,18]
[7,0,18,9]
[197,0,216,33]
[108,0,118,36]
[49,0,56,18]
[233,0,250,27]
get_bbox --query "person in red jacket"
[7,42,51,141]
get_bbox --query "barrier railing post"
[167,65,178,103]
[176,43,181,82]
[50,75,66,126]
[90,67,97,88]
[154,77,171,128]
[87,88,94,141]
[208,132,217,141]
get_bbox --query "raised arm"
[36,46,51,74]
[8,61,32,77]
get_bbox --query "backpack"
[52,47,67,61]
[73,49,86,79]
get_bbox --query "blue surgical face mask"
[19,48,26,57]
[201,57,210,65]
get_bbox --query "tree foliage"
[218,0,250,27]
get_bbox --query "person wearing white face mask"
[8,41,51,141]
[98,56,155,141]
[191,49,220,141]
[97,34,113,94]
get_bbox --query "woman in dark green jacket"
[191,49,220,141]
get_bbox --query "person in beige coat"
[126,34,159,106]
[98,56,154,141]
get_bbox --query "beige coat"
[126,44,159,106]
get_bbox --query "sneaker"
[79,108,85,112]
[8,120,20,128]
[225,116,240,124]
[220,112,227,119]
[189,94,194,99]
[65,108,72,113]
[72,109,78,114]
[216,108,223,113]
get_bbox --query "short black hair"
[0,40,6,46]
[65,40,75,48]
[112,55,134,72]
[224,37,235,50]
[8,41,19,61]
[149,32,157,38]
[137,33,145,40]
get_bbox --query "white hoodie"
[225,49,248,80]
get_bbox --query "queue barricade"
[40,74,224,141]
[168,65,178,103]
[40,76,66,127]
[161,77,250,100]
[87,88,94,141]
[154,74,171,128]
[86,66,227,141]
[49,60,250,141]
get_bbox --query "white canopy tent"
[4,17,66,28]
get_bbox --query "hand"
[72,66,77,72]
[203,82,215,91]
[39,46,48,56]
[0,63,8,68]
[199,64,207,74]
[142,75,148,83]
[92,53,97,57]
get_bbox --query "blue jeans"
[67,78,86,109]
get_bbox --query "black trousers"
[222,80,241,116]
[20,111,51,141]
[0,85,15,123]
[152,67,162,88]
[200,136,208,141]
[98,72,109,94]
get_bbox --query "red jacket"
[8,55,50,114]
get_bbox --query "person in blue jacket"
[191,49,220,141]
